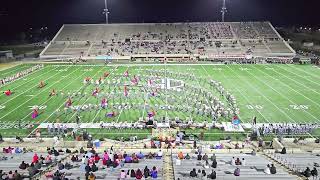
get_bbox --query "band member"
[39,81,46,88]
[49,89,56,96]
[4,90,12,96]
[65,98,72,107]
[32,108,39,119]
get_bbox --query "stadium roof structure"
[40,22,296,60]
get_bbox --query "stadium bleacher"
[40,22,295,60]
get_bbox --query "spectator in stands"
[137,151,144,159]
[251,149,256,156]
[303,167,311,178]
[7,171,13,179]
[119,169,127,180]
[132,154,139,163]
[32,153,39,163]
[65,162,73,170]
[85,163,91,173]
[91,162,98,172]
[234,167,240,176]
[241,158,246,166]
[264,164,271,174]
[178,152,184,159]
[125,155,133,163]
[207,170,216,179]
[211,159,217,168]
[14,170,22,180]
[311,167,318,180]
[156,150,163,159]
[130,169,136,178]
[281,147,286,154]
[210,154,216,161]
[27,163,39,177]
[201,170,206,177]
[144,166,150,178]
[58,161,64,170]
[185,153,191,160]
[231,157,236,165]
[150,166,158,179]
[190,168,197,177]
[197,153,202,161]
[88,172,96,180]
[270,164,277,174]
[235,158,241,165]
[136,169,143,179]
[19,161,28,170]
[202,153,208,161]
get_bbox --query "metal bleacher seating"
[173,153,297,180]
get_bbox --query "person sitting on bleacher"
[88,172,96,180]
[207,170,216,179]
[270,164,277,174]
[14,170,22,179]
[58,161,64,170]
[147,152,154,159]
[27,163,39,177]
[264,164,271,174]
[125,155,133,163]
[311,167,318,179]
[144,166,150,178]
[137,151,145,159]
[185,153,191,160]
[178,152,184,160]
[150,166,158,179]
[136,169,143,179]
[129,169,136,178]
[156,150,163,159]
[202,153,208,161]
[14,147,22,154]
[303,167,311,178]
[190,168,198,177]
[231,157,236,165]
[119,169,127,180]
[19,161,29,170]
[197,153,202,161]
[210,154,216,161]
[241,158,246,166]
[65,162,73,170]
[281,147,286,154]
[235,158,241,165]
[32,153,39,164]
[94,154,100,163]
[234,167,240,176]
[132,154,139,163]
[35,160,42,170]
[71,155,77,162]
[85,163,91,173]
[211,159,217,168]
[91,162,98,172]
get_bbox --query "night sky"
[1,0,320,38]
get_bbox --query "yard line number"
[28,105,47,110]
[246,104,263,110]
[289,105,309,110]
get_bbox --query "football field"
[0,63,320,130]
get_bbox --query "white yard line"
[0,67,80,121]
[225,65,296,123]
[18,67,84,123]
[39,69,102,125]
[201,65,271,124]
[0,66,50,90]
[0,64,27,76]
[265,66,320,108]
[1,66,59,103]
[245,65,318,123]
[91,66,121,123]
[268,65,320,96]
[253,65,320,112]
[67,67,107,122]
[285,64,320,81]
[276,65,320,88]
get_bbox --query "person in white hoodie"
[264,164,271,174]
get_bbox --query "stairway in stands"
[163,150,175,180]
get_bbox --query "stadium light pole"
[221,0,227,22]
[103,0,110,24]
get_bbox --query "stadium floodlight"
[221,0,227,22]
[103,0,110,24]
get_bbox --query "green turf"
[0,63,320,129]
